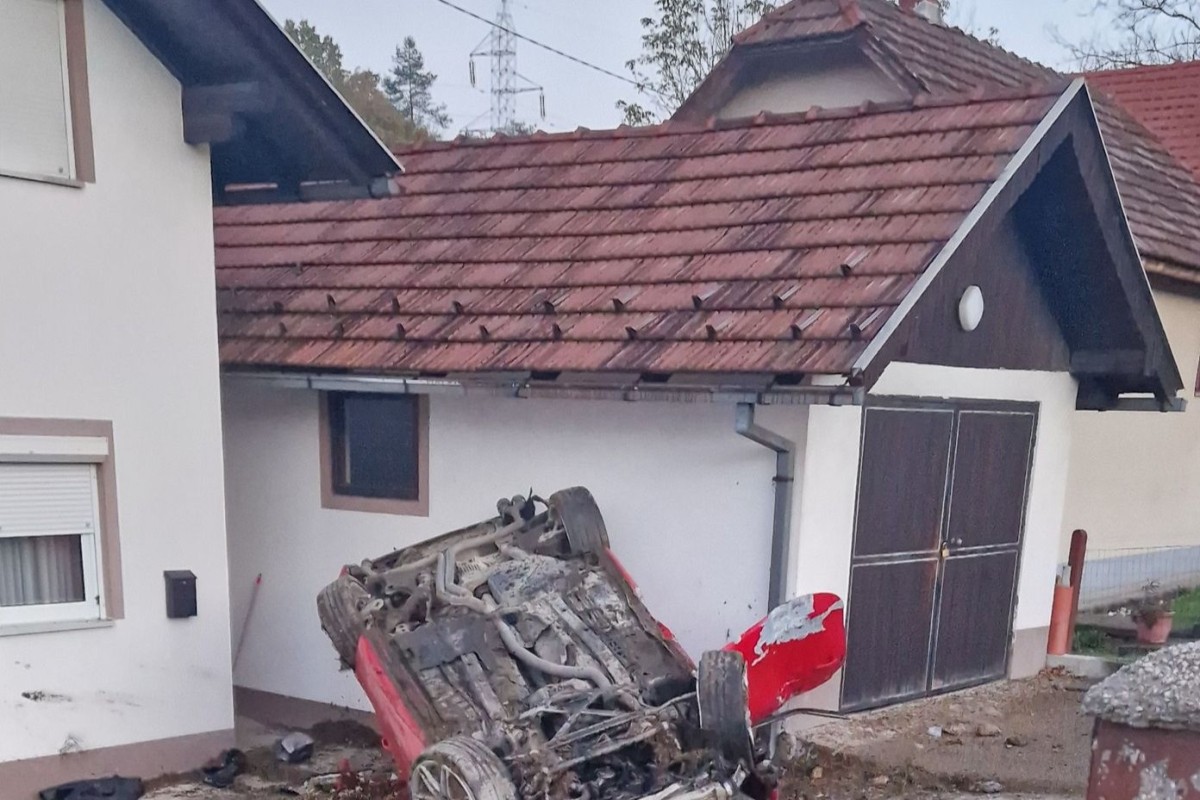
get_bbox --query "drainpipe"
[735,404,796,610]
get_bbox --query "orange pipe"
[1047,583,1073,655]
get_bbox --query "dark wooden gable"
[878,213,1072,374]
[865,86,1183,409]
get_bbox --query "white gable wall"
[0,0,232,782]
[716,50,907,120]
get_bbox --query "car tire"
[548,487,610,555]
[316,575,371,669]
[698,649,755,764]
[409,736,517,800]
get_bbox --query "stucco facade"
[222,382,790,710]
[0,0,233,787]
[222,359,1075,714]
[1061,286,1200,605]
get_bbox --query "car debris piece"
[201,747,246,788]
[317,487,846,800]
[38,777,144,800]
[274,731,315,763]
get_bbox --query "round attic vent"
[958,285,985,332]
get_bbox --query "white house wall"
[1062,288,1200,605]
[221,382,807,711]
[0,0,232,776]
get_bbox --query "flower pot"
[1135,612,1174,645]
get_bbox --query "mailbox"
[164,570,197,619]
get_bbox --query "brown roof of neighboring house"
[680,0,1200,285]
[214,87,1061,378]
[735,0,1052,91]
[1086,61,1200,180]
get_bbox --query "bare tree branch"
[618,0,776,125]
[1064,0,1200,69]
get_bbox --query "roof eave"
[100,0,400,197]
[855,79,1184,408]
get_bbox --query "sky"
[256,0,1115,135]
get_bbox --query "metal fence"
[1076,545,1200,611]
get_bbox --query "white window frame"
[0,0,79,184]
[0,436,108,627]
[54,0,78,180]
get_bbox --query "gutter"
[222,370,864,407]
[735,404,796,611]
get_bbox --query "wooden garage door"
[841,401,1036,712]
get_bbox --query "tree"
[385,37,451,134]
[618,0,777,125]
[284,19,346,82]
[1065,0,1200,69]
[284,19,426,148]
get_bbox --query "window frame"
[0,0,95,186]
[0,418,123,630]
[0,463,103,626]
[319,392,430,517]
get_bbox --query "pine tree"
[284,19,425,148]
[385,37,451,134]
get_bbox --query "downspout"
[735,404,795,610]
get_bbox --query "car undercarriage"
[318,488,844,800]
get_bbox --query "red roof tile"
[693,0,1200,281]
[215,89,1061,377]
[1087,61,1200,180]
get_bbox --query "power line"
[430,0,639,86]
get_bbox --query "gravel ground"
[1082,641,1200,730]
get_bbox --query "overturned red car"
[318,488,845,800]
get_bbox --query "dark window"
[327,393,421,501]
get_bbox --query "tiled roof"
[736,0,1054,90]
[1087,61,1200,180]
[709,0,1200,281]
[1091,94,1200,280]
[214,88,1061,377]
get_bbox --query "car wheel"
[409,736,517,800]
[316,575,371,669]
[548,487,610,555]
[698,649,755,764]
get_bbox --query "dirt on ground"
[142,718,394,799]
[144,674,1092,799]
[792,671,1094,798]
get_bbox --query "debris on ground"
[971,780,1005,794]
[275,732,315,764]
[798,673,1095,796]
[1082,640,1200,729]
[39,777,144,800]
[201,748,246,788]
